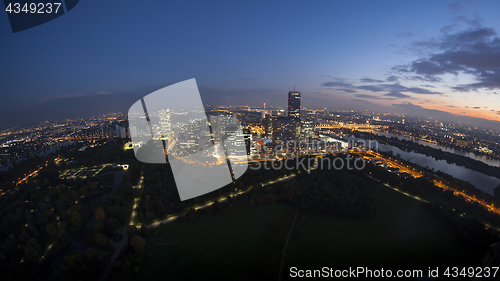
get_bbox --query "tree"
[23,238,41,263]
[46,222,59,240]
[94,233,109,248]
[130,235,145,256]
[94,208,106,222]
[494,184,500,205]
[67,209,82,229]
[185,208,198,221]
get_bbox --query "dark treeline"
[137,154,376,224]
[184,155,377,220]
[0,139,145,281]
[136,160,296,224]
[294,157,377,218]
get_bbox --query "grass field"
[140,204,295,280]
[140,185,491,280]
[285,186,485,270]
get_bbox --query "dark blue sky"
[1,0,500,129]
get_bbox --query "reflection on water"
[342,135,500,195]
[373,131,500,167]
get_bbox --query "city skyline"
[3,2,500,279]
[1,1,500,130]
[2,96,500,280]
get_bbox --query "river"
[338,135,500,195]
[373,131,500,167]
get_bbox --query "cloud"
[360,77,384,83]
[321,79,441,100]
[392,102,424,109]
[406,75,443,83]
[357,85,385,92]
[321,78,354,88]
[357,83,442,95]
[386,75,399,82]
[355,94,385,100]
[454,16,481,27]
[441,27,496,48]
[384,92,411,98]
[406,87,442,95]
[393,22,500,92]
[407,60,450,75]
[473,106,481,109]
[337,88,357,93]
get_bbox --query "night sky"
[1,0,500,130]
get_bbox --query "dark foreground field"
[140,185,491,280]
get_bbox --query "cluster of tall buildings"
[128,89,314,156]
[262,90,315,143]
[115,125,129,138]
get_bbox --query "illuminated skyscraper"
[115,125,128,138]
[263,113,273,139]
[288,90,301,138]
[288,91,301,120]
[273,117,295,142]
[158,109,171,140]
[300,119,315,139]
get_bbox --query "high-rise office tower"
[288,90,301,139]
[263,113,273,139]
[300,119,315,139]
[288,91,301,120]
[273,117,295,143]
[158,109,171,140]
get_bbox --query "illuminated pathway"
[433,179,500,215]
[359,150,500,216]
[128,172,144,226]
[360,150,424,178]
[142,173,297,229]
[16,164,45,185]
[101,172,145,281]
